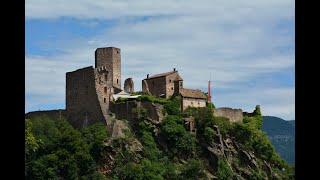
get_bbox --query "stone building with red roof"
[142,68,183,98]
[142,68,207,110]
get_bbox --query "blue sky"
[25,0,295,120]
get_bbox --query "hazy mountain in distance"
[262,116,295,165]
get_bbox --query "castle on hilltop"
[66,47,123,127]
[64,46,245,128]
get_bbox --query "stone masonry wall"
[143,76,167,98]
[143,71,182,98]
[124,78,134,93]
[112,48,121,90]
[113,100,164,125]
[66,66,105,128]
[213,108,243,123]
[182,98,206,110]
[166,72,182,98]
[95,47,121,90]
[113,100,138,122]
[94,67,114,126]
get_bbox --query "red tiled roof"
[180,88,207,99]
[146,71,176,79]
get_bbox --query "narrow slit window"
[104,98,106,103]
[117,79,119,84]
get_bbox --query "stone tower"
[95,47,121,90]
[66,47,122,128]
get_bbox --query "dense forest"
[25,96,295,179]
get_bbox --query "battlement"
[66,66,93,74]
[96,65,108,74]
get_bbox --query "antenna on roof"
[208,72,212,103]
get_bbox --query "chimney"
[173,68,176,71]
[147,74,149,78]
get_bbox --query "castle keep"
[66,47,122,128]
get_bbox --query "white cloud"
[25,1,295,120]
[26,0,294,21]
[213,87,295,119]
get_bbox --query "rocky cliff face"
[203,125,282,179]
[97,105,294,179]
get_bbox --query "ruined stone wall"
[213,108,243,123]
[142,80,150,95]
[124,78,134,93]
[143,76,167,98]
[25,109,66,120]
[66,66,105,128]
[182,98,206,110]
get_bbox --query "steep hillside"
[25,97,295,179]
[262,116,295,165]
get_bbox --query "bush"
[234,122,277,161]
[164,97,181,116]
[132,106,148,120]
[160,116,197,158]
[179,159,206,179]
[80,122,108,161]
[137,95,168,105]
[140,131,162,161]
[204,127,216,143]
[212,116,233,136]
[25,116,106,179]
[115,97,129,103]
[216,158,233,180]
[120,159,174,180]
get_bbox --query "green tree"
[121,159,166,180]
[179,159,206,180]
[26,116,104,179]
[25,120,40,156]
[161,115,197,158]
[204,127,216,143]
[216,158,233,180]
[164,97,181,116]
[81,122,108,160]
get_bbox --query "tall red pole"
[208,80,211,102]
